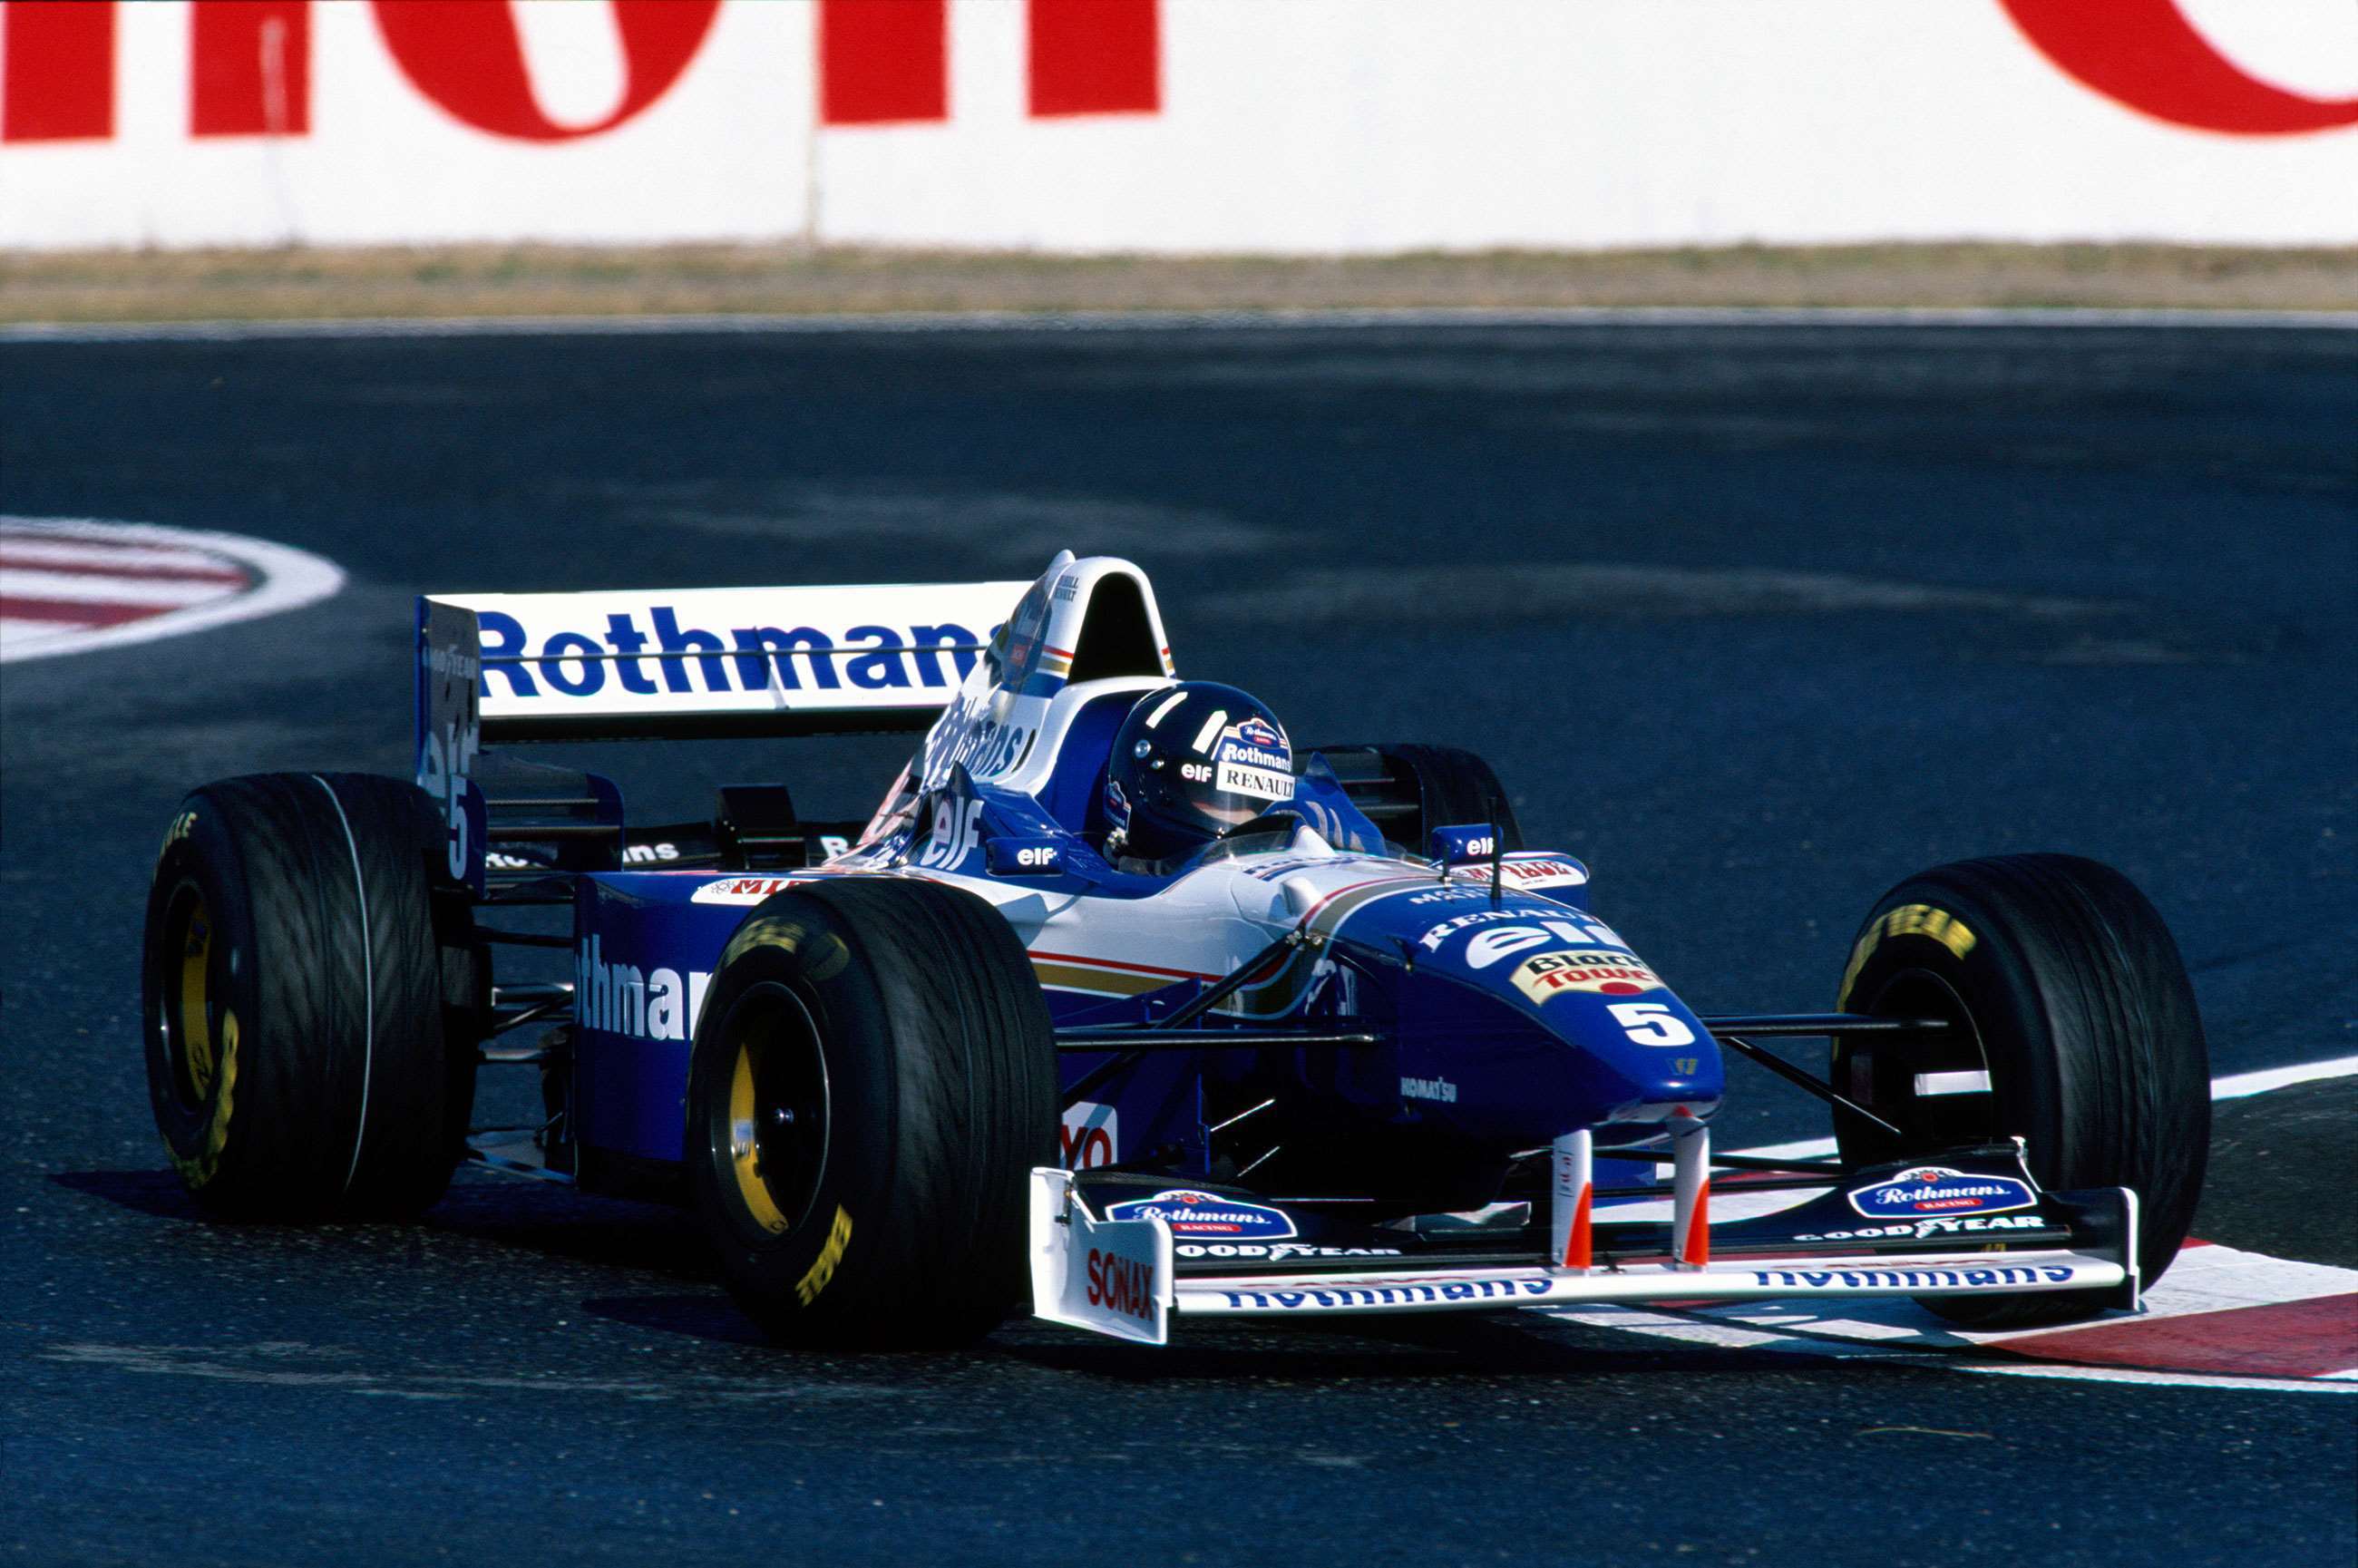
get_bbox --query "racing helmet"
[1104,682,1296,862]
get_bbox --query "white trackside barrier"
[2,0,2353,251]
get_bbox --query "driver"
[1103,682,1298,870]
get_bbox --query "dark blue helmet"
[1104,682,1294,862]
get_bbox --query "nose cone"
[1355,893,1726,1141]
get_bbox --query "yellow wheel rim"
[177,895,216,1104]
[729,1041,791,1235]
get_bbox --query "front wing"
[1027,1153,2141,1347]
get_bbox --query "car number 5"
[1607,1001,1696,1047]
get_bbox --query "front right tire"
[1832,852,2209,1325]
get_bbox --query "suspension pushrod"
[1057,1028,1379,1053]
[1603,1150,1850,1176]
[1059,930,1313,1108]
[1717,1032,1905,1140]
[1700,1013,1951,1038]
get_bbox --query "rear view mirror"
[1428,823,1498,867]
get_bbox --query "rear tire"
[1831,853,2208,1325]
[685,878,1057,1348]
[1303,743,1523,853]
[141,773,482,1221]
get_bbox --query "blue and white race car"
[141,554,2210,1347]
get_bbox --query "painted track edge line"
[0,517,345,665]
[3,305,2355,344]
[2209,1053,2358,1101]
[1728,1048,2358,1163]
[1954,1361,2358,1396]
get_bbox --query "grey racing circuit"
[2,317,2352,1567]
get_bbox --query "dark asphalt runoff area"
[4,319,2353,1566]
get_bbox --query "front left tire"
[685,877,1058,1349]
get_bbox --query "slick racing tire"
[686,878,1058,1349]
[141,773,482,1221]
[1831,853,2208,1327]
[1306,743,1523,853]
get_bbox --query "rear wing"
[413,582,1025,887]
[418,583,1027,746]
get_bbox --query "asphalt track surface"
[4,319,2354,1566]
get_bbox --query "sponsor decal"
[1106,1190,1299,1240]
[1420,908,1630,956]
[158,809,198,866]
[485,839,680,872]
[1060,1101,1119,1170]
[1000,842,1063,872]
[1460,857,1589,889]
[691,875,805,906]
[923,716,1035,789]
[1215,761,1293,802]
[916,794,985,871]
[1837,902,1978,1007]
[575,934,711,1041]
[1053,572,1081,603]
[1222,1279,1556,1310]
[1086,1247,1156,1323]
[1796,1213,2046,1243]
[1846,1166,2037,1219]
[794,1205,854,1306]
[1231,714,1284,751]
[1209,716,1293,802]
[474,606,986,703]
[1751,1266,2074,1291]
[1511,950,1663,1002]
[1400,1076,1458,1104]
[1176,1243,1406,1261]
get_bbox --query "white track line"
[2210,1053,2358,1101]
[2,306,2353,345]
[1563,1049,2358,1392]
[1711,1049,2358,1169]
[0,517,344,665]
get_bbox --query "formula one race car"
[141,554,2210,1347]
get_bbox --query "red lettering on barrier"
[1028,0,1158,118]
[2,0,115,142]
[368,0,721,141]
[192,0,310,137]
[819,0,948,126]
[1999,0,2358,136]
